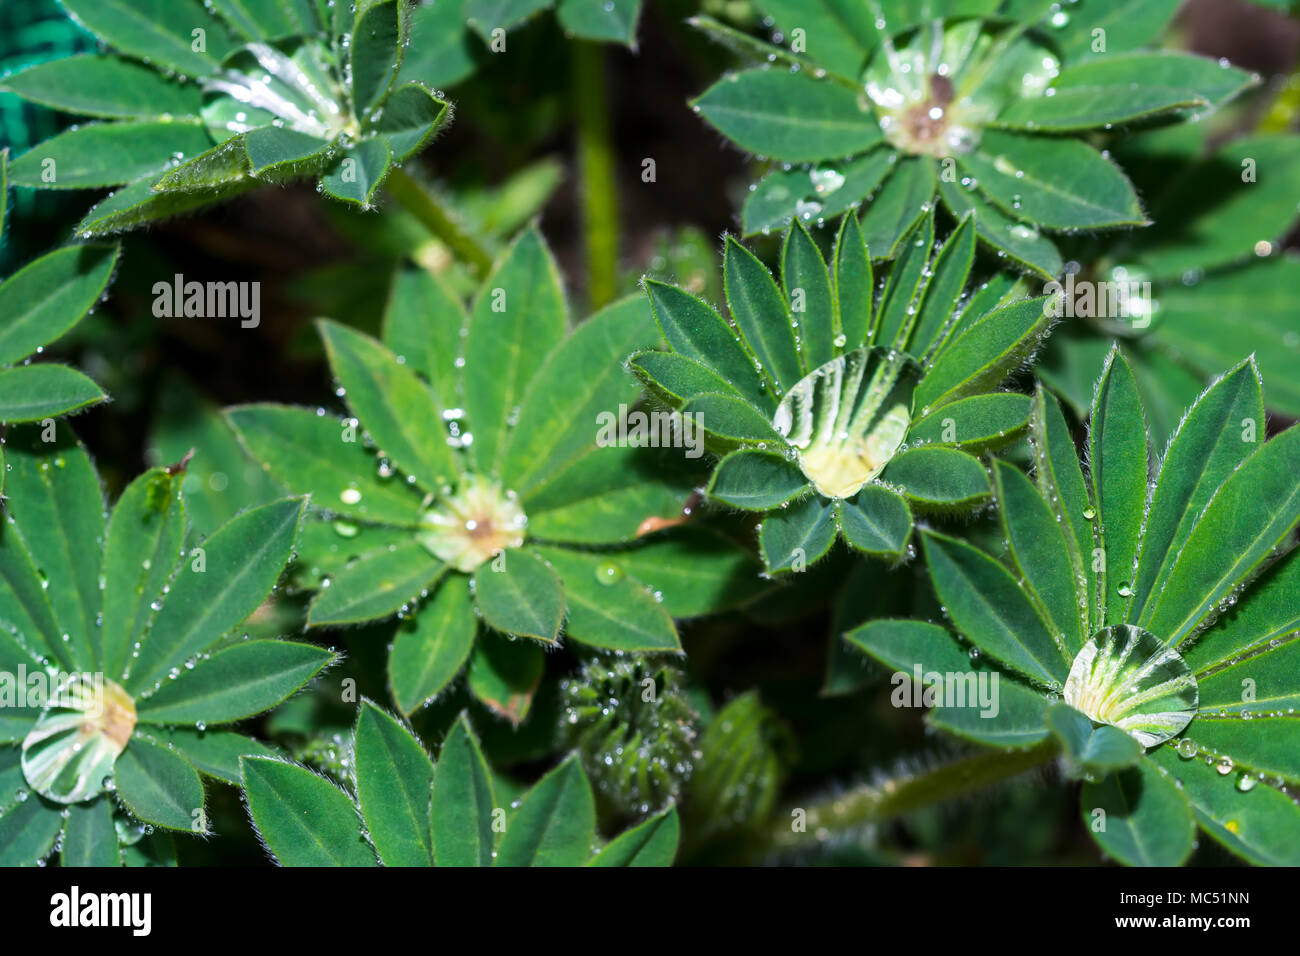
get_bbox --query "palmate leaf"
[640,219,1041,571]
[691,6,1253,266]
[909,351,1300,865]
[12,0,450,234]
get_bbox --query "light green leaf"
[588,807,680,866]
[127,497,305,691]
[374,83,450,161]
[136,640,334,724]
[0,365,106,422]
[1047,703,1142,774]
[599,527,765,617]
[781,220,835,370]
[163,728,281,785]
[381,264,466,409]
[0,54,201,119]
[61,798,121,867]
[724,236,801,391]
[473,548,564,642]
[557,0,641,45]
[308,542,445,626]
[431,713,496,867]
[354,700,435,866]
[858,157,933,260]
[11,121,210,189]
[908,393,1030,453]
[226,404,425,526]
[57,0,236,77]
[937,177,1063,279]
[462,228,569,475]
[707,449,808,511]
[880,446,990,509]
[100,468,186,682]
[115,735,205,832]
[496,756,595,867]
[835,486,911,556]
[351,0,403,113]
[241,756,377,866]
[322,137,392,205]
[760,495,837,573]
[533,546,680,652]
[693,69,881,163]
[1081,760,1194,866]
[388,575,477,714]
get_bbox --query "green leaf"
[760,495,837,573]
[588,807,680,866]
[0,365,106,422]
[388,575,477,714]
[0,54,201,119]
[243,126,331,177]
[496,756,595,867]
[226,404,424,526]
[241,756,377,866]
[1051,0,1181,63]
[707,450,808,511]
[374,83,450,162]
[908,393,1030,453]
[381,265,466,409]
[57,0,236,77]
[431,714,496,867]
[136,640,334,724]
[908,212,976,359]
[750,0,874,79]
[0,795,63,865]
[1089,348,1149,627]
[832,212,872,348]
[921,529,1067,686]
[1081,760,1195,866]
[1190,716,1300,784]
[914,297,1051,412]
[937,177,1063,279]
[1148,745,1300,867]
[3,431,104,671]
[1047,703,1142,774]
[858,157,933,260]
[630,350,744,407]
[1186,548,1300,672]
[683,391,783,444]
[961,131,1145,229]
[61,798,121,867]
[880,446,990,509]
[75,169,249,237]
[1147,424,1300,647]
[781,221,835,371]
[644,280,769,410]
[1197,634,1300,715]
[557,0,642,45]
[128,497,304,691]
[599,527,765,617]
[835,486,912,556]
[398,1,476,88]
[207,0,301,38]
[533,546,680,652]
[473,548,564,642]
[115,735,205,832]
[693,69,881,163]
[465,0,549,38]
[351,0,402,112]
[322,137,393,205]
[320,320,458,493]
[502,296,658,494]
[467,633,543,724]
[874,210,934,349]
[742,150,893,236]
[354,701,435,866]
[1029,386,1096,639]
[724,236,802,391]
[101,468,186,682]
[309,543,446,627]
[163,729,281,785]
[462,228,569,475]
[11,121,211,189]
[993,460,1082,654]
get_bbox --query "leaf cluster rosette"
[0,429,333,866]
[226,227,763,722]
[0,0,453,235]
[691,0,1257,276]
[848,348,1300,865]
[0,151,114,445]
[633,212,1053,574]
[241,703,680,865]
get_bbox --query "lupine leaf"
[473,548,564,643]
[588,807,680,866]
[0,365,106,421]
[707,450,808,511]
[61,798,121,867]
[388,575,478,714]
[354,701,435,866]
[241,756,377,866]
[57,0,236,78]
[1081,760,1194,867]
[431,714,496,867]
[835,486,912,556]
[0,55,201,119]
[496,756,595,867]
[115,735,206,832]
[881,447,990,509]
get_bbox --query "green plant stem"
[572,40,619,310]
[384,166,493,278]
[757,741,1060,857]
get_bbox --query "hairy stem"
[571,40,619,310]
[384,166,493,278]
[759,741,1060,857]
